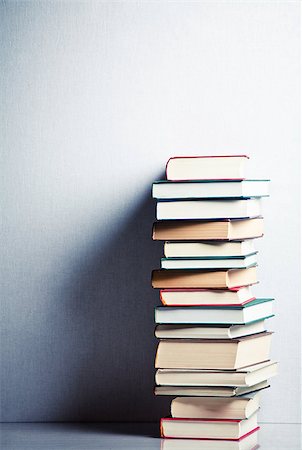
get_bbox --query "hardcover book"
[155,332,272,370]
[163,241,256,258]
[155,321,267,339]
[152,218,264,241]
[170,392,261,419]
[155,380,269,397]
[161,429,259,449]
[160,253,258,270]
[152,267,258,289]
[160,412,258,439]
[154,298,274,325]
[155,361,278,387]
[156,198,261,221]
[159,286,256,307]
[165,155,249,181]
[153,179,269,199]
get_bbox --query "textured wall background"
[1,1,300,422]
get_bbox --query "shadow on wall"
[57,180,170,422]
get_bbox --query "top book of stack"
[156,156,270,201]
[166,155,249,181]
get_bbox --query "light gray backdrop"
[1,1,300,423]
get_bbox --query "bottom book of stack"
[161,413,258,439]
[161,428,259,450]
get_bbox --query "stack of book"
[151,155,277,449]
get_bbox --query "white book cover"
[153,179,269,199]
[156,198,261,220]
[155,299,274,325]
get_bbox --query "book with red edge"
[160,411,259,440]
[160,427,259,450]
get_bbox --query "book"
[154,380,269,397]
[170,393,260,420]
[153,179,269,199]
[159,286,255,307]
[154,299,274,325]
[164,241,256,258]
[152,218,264,241]
[161,428,259,449]
[160,412,258,439]
[155,332,272,369]
[161,254,258,270]
[155,361,278,387]
[155,321,266,339]
[152,267,258,289]
[165,155,248,181]
[156,199,261,220]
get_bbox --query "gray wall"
[1,1,300,422]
